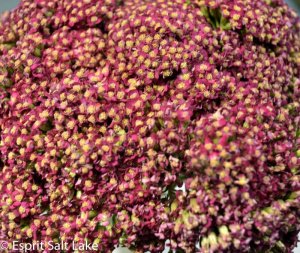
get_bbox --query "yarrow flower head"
[0,0,300,252]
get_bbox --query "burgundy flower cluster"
[0,0,300,252]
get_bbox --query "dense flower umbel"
[0,0,300,252]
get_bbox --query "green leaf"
[110,213,118,226]
[88,210,98,219]
[220,16,232,30]
[158,118,165,128]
